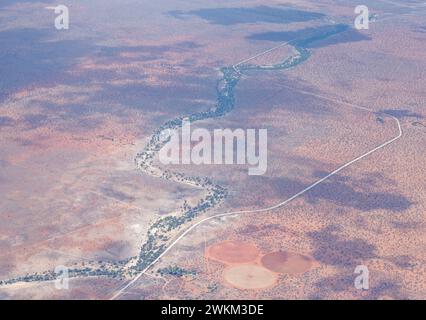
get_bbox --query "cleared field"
[260,251,315,275]
[205,240,260,265]
[223,264,277,290]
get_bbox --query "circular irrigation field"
[260,251,314,275]
[205,240,260,264]
[223,264,278,290]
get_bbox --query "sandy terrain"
[0,0,425,300]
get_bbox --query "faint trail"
[233,40,295,67]
[90,190,146,212]
[110,39,403,299]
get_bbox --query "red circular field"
[261,251,314,275]
[205,240,260,264]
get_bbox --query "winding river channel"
[1,24,351,287]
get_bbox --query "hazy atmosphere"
[0,0,425,302]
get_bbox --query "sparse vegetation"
[0,42,314,287]
[157,266,197,278]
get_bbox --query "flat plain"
[0,0,425,299]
